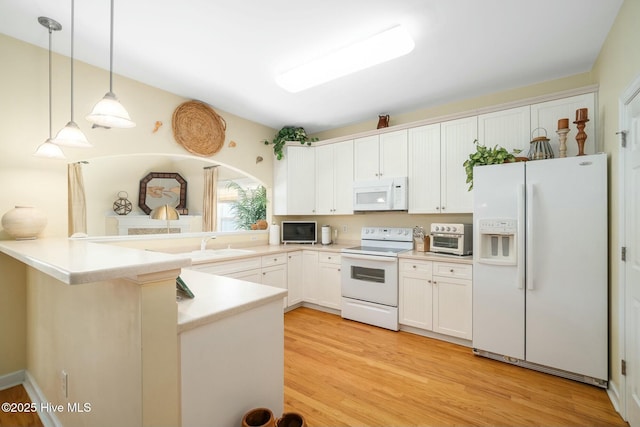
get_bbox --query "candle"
[558,118,569,130]
[576,108,588,121]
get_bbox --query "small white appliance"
[353,177,407,211]
[321,225,332,245]
[429,223,473,256]
[341,227,413,331]
[472,153,608,387]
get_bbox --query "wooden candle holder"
[573,119,589,156]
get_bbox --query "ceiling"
[0,0,624,134]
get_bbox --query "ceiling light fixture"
[276,25,415,93]
[86,0,135,129]
[34,16,66,160]
[53,0,91,147]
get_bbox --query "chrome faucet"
[200,235,216,251]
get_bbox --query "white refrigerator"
[472,153,608,386]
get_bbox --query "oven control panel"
[361,227,413,241]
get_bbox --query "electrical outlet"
[342,225,348,233]
[61,370,68,398]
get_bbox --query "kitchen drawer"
[190,257,261,275]
[433,262,472,280]
[400,259,432,276]
[261,253,287,267]
[318,252,341,264]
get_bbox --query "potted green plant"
[463,140,515,191]
[226,182,267,230]
[264,126,318,160]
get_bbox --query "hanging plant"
[264,126,318,160]
[463,140,515,191]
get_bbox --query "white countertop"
[0,238,190,285]
[176,269,287,334]
[399,250,474,264]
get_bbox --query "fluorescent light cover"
[276,25,415,93]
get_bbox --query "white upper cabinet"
[273,145,316,215]
[440,116,477,213]
[354,129,407,181]
[409,117,476,214]
[408,123,441,213]
[477,105,531,155]
[530,92,596,158]
[315,140,354,215]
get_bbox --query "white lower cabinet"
[286,251,303,307]
[317,253,341,310]
[302,250,320,305]
[399,259,433,330]
[399,259,472,340]
[261,255,288,308]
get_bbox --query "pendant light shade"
[86,0,135,129]
[54,0,91,147]
[34,138,66,159]
[34,16,66,160]
[86,91,135,128]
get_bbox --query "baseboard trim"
[400,324,472,348]
[606,378,625,419]
[0,370,26,390]
[23,371,62,427]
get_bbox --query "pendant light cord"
[48,26,53,139]
[109,0,114,93]
[70,0,75,121]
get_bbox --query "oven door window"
[432,235,460,250]
[351,265,385,283]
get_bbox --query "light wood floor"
[0,385,43,427]
[283,307,628,427]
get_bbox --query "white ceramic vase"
[1,206,48,240]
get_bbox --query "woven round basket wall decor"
[172,100,226,156]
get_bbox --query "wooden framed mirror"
[138,172,187,214]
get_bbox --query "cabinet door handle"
[436,206,440,210]
[450,269,454,273]
[412,265,417,269]
[441,206,446,210]
[427,280,432,283]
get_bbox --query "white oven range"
[341,227,413,331]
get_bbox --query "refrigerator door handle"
[526,183,535,291]
[517,184,525,289]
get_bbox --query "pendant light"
[86,0,135,129]
[34,16,66,159]
[53,0,91,147]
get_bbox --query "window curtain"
[67,162,87,236]
[203,166,218,231]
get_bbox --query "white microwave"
[353,177,408,211]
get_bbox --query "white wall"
[0,33,276,239]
